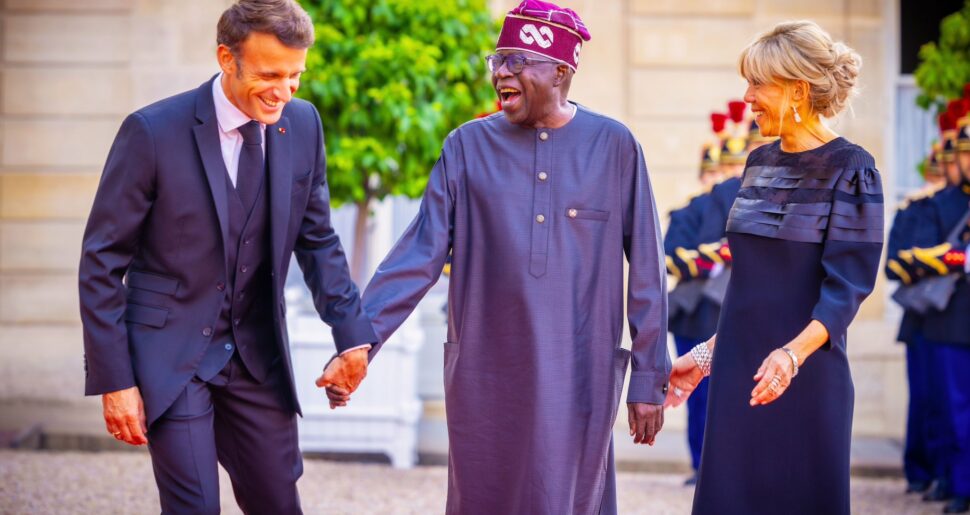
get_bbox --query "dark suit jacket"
[79,77,376,425]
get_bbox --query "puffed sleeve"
[811,165,884,349]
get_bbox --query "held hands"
[102,386,148,446]
[627,403,664,445]
[664,353,704,408]
[750,349,797,406]
[315,347,369,409]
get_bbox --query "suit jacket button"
[216,282,225,291]
[233,318,241,326]
[202,327,213,337]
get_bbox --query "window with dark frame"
[900,0,963,75]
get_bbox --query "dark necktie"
[236,120,263,211]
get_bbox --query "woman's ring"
[674,387,684,397]
[769,377,781,391]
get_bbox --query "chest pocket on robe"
[565,208,610,221]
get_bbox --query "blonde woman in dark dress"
[666,21,884,515]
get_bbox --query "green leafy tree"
[298,0,499,281]
[915,0,970,111]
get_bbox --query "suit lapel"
[266,115,292,273]
[193,77,230,272]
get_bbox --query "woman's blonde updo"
[739,20,861,118]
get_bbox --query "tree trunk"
[349,197,371,285]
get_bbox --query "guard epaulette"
[669,198,691,214]
[904,191,927,203]
[925,182,946,198]
[678,192,702,208]
[897,193,920,210]
[904,183,945,206]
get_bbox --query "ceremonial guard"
[889,92,970,514]
[885,143,946,495]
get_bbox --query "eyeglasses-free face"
[486,53,559,74]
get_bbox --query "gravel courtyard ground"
[0,450,945,514]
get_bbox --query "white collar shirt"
[212,73,266,187]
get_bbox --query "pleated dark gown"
[692,138,884,515]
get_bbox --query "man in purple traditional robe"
[321,2,670,513]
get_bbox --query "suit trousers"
[147,352,303,514]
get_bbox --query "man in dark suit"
[78,1,373,512]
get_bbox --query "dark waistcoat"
[197,163,278,381]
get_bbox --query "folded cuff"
[84,365,136,396]
[340,343,373,355]
[331,317,379,354]
[810,311,842,351]
[626,370,668,405]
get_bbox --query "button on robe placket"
[530,130,553,277]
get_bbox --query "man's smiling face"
[219,31,307,125]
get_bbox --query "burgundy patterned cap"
[496,0,591,71]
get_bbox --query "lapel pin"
[278,127,286,135]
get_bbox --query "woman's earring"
[792,105,802,124]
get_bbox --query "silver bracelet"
[690,341,714,377]
[781,347,799,377]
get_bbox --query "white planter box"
[288,300,424,469]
